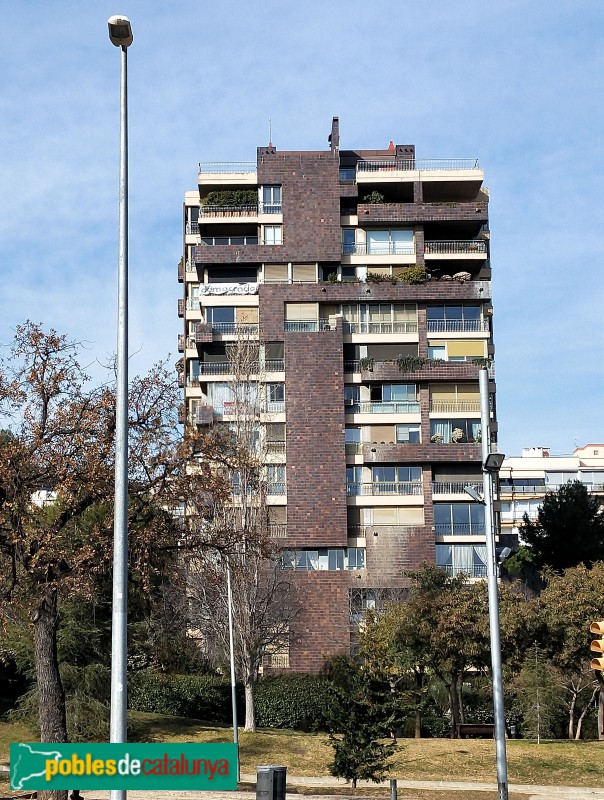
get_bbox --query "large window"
[282,548,366,571]
[436,544,488,578]
[396,423,421,443]
[434,503,485,536]
[371,466,422,495]
[371,384,417,402]
[265,383,285,412]
[267,465,286,495]
[427,306,483,332]
[367,229,414,255]
[262,225,283,245]
[430,419,481,444]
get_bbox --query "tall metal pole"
[479,368,509,800]
[110,39,129,800]
[226,563,240,782]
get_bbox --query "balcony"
[442,564,487,578]
[284,321,320,332]
[436,523,486,537]
[347,401,420,415]
[211,323,259,337]
[344,359,493,381]
[268,523,287,538]
[364,443,482,463]
[357,201,488,224]
[200,235,259,246]
[263,401,286,414]
[266,441,286,454]
[342,321,418,335]
[424,240,487,257]
[432,481,482,496]
[268,483,286,496]
[348,524,425,537]
[347,482,423,497]
[357,158,481,174]
[430,400,481,413]
[199,162,256,173]
[427,319,489,334]
[343,242,415,257]
[199,205,258,219]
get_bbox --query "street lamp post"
[108,16,133,800]
[478,368,509,800]
[226,562,240,782]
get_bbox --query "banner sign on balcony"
[10,742,238,792]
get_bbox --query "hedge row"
[127,672,332,730]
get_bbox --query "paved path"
[3,772,604,800]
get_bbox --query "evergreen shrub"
[127,672,236,722]
[255,673,333,730]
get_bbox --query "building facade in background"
[178,119,496,671]
[500,445,604,539]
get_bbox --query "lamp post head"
[484,452,505,472]
[108,15,133,47]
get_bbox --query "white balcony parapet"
[199,205,258,217]
[211,323,259,336]
[357,158,480,173]
[198,162,256,173]
[343,243,415,256]
[430,401,481,413]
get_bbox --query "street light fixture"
[108,15,132,800]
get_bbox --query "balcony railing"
[427,319,489,333]
[284,321,319,332]
[345,442,363,455]
[185,222,200,235]
[442,564,488,578]
[268,523,287,538]
[435,524,486,536]
[343,243,415,256]
[199,205,258,217]
[432,481,482,496]
[424,240,487,255]
[342,321,418,334]
[268,483,286,496]
[211,323,259,336]
[430,401,481,413]
[356,159,480,173]
[198,362,236,375]
[263,401,285,414]
[198,162,256,173]
[200,235,258,246]
[348,524,423,536]
[258,202,282,214]
[349,401,420,414]
[265,359,285,372]
[347,482,423,496]
[266,441,286,454]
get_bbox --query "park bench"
[456,723,495,738]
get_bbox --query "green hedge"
[127,672,332,730]
[255,674,332,731]
[128,673,235,723]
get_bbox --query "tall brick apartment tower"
[178,118,496,672]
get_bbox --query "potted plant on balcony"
[431,433,443,444]
[396,354,427,373]
[362,191,385,205]
[451,428,465,443]
[359,357,374,372]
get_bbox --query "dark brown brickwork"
[284,329,348,548]
[362,443,482,463]
[357,202,488,225]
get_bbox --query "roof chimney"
[329,116,340,152]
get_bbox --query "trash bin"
[256,765,287,800]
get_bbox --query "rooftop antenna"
[268,117,273,148]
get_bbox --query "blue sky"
[0,0,602,456]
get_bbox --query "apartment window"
[430,419,481,444]
[370,384,417,402]
[436,544,488,578]
[372,466,421,484]
[396,423,421,443]
[345,427,361,443]
[260,185,282,213]
[282,548,366,571]
[267,465,286,495]
[428,340,487,361]
[434,503,485,536]
[347,466,362,495]
[367,229,414,255]
[262,225,283,245]
[342,229,356,254]
[344,386,361,409]
[427,305,482,332]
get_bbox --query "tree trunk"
[33,588,68,800]
[244,676,256,732]
[597,673,604,741]
[449,677,461,738]
[575,685,598,740]
[414,672,422,738]
[567,692,576,740]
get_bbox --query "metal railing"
[342,321,418,334]
[352,401,420,414]
[424,240,487,255]
[198,161,256,173]
[200,235,258,246]
[265,359,285,372]
[356,159,480,172]
[267,483,286,496]
[442,564,488,578]
[343,243,415,256]
[435,524,486,536]
[427,319,489,333]
[348,524,423,536]
[199,205,258,217]
[211,323,259,336]
[284,321,319,332]
[268,524,287,538]
[266,441,286,454]
[263,401,285,414]
[258,202,282,214]
[432,481,482,495]
[430,401,481,413]
[347,482,423,496]
[185,222,200,235]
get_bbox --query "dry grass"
[0,713,602,798]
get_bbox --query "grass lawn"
[0,712,602,798]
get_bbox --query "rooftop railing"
[425,240,487,255]
[198,162,256,173]
[357,158,480,173]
